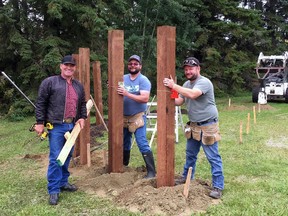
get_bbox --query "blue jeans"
[47,123,74,194]
[123,115,151,153]
[182,123,224,190]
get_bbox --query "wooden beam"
[156,26,176,187]
[56,100,93,166]
[72,54,80,158]
[92,61,104,126]
[78,48,91,165]
[107,30,124,173]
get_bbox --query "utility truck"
[252,51,288,104]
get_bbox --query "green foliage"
[1,0,288,116]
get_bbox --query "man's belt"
[196,118,218,126]
[63,117,74,123]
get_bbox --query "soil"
[23,123,221,216]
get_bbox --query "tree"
[1,0,287,117]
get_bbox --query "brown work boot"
[209,187,222,199]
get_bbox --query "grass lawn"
[0,93,288,215]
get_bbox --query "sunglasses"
[183,59,199,66]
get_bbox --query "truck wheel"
[252,87,259,103]
[285,88,288,103]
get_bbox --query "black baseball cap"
[61,55,76,65]
[128,55,142,64]
[182,57,200,67]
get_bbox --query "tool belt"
[123,112,145,133]
[63,117,74,124]
[184,121,221,145]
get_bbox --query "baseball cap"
[61,55,76,65]
[182,57,200,67]
[128,55,142,64]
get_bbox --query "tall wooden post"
[156,26,176,187]
[108,30,124,173]
[92,61,104,126]
[78,48,90,165]
[72,54,80,158]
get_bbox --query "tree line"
[0,0,287,118]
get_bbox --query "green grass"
[1,93,288,215]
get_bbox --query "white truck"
[252,51,288,104]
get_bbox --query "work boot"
[175,177,186,185]
[142,151,156,178]
[49,193,59,205]
[209,187,222,199]
[123,150,131,166]
[60,183,78,192]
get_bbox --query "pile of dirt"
[71,150,221,216]
[23,123,221,216]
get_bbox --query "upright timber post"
[78,48,91,165]
[72,54,80,158]
[108,30,124,173]
[92,61,104,126]
[156,26,176,187]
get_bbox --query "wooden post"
[78,48,91,165]
[253,106,256,124]
[156,26,176,187]
[72,54,80,158]
[183,167,192,198]
[92,61,104,126]
[90,95,108,131]
[228,98,231,107]
[103,150,107,167]
[87,143,91,167]
[239,120,243,144]
[246,113,250,134]
[107,30,124,173]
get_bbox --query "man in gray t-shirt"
[163,57,224,199]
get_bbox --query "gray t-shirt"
[180,75,218,122]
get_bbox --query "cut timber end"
[64,132,71,140]
[86,99,93,115]
[56,159,63,166]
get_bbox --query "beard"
[186,73,198,81]
[129,69,140,75]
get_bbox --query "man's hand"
[163,75,175,89]
[117,86,128,96]
[34,124,44,136]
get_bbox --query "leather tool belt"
[123,112,145,133]
[184,121,221,145]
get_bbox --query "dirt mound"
[22,122,221,215]
[69,150,220,216]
